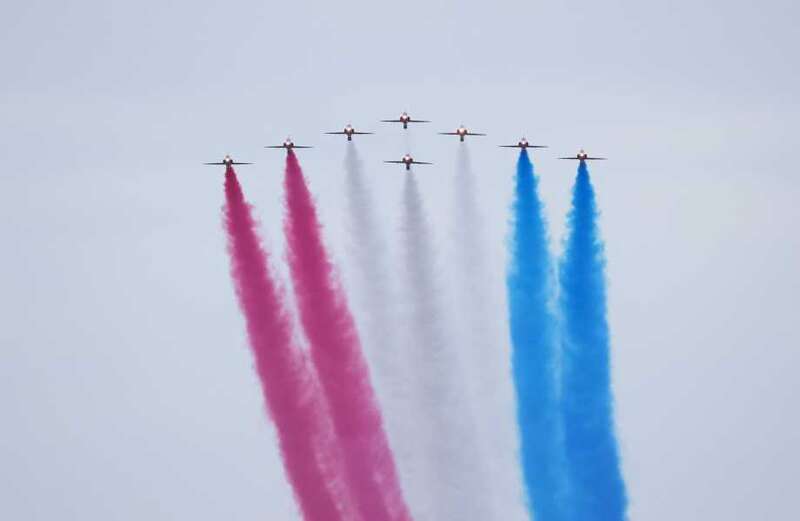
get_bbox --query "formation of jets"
[205,111,606,170]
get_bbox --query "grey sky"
[1,1,799,520]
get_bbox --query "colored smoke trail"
[222,166,355,521]
[452,145,526,520]
[399,171,493,521]
[559,161,627,520]
[283,152,411,521]
[507,150,566,521]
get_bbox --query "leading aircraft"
[381,112,430,129]
[439,125,486,142]
[499,138,547,150]
[384,154,433,171]
[559,149,607,163]
[325,124,374,141]
[204,154,252,166]
[265,137,313,151]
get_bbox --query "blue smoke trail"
[507,150,566,521]
[560,161,627,520]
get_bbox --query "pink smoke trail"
[223,166,357,521]
[283,151,412,521]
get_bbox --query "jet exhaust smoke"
[507,150,568,521]
[559,161,628,520]
[343,143,401,397]
[452,145,525,520]
[398,171,493,521]
[222,166,355,521]
[342,143,416,498]
[283,152,412,521]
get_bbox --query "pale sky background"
[2,1,799,520]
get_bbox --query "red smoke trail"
[223,166,357,521]
[283,151,412,521]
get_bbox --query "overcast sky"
[1,1,799,520]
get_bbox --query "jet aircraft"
[499,138,547,150]
[384,154,433,171]
[325,124,373,141]
[559,149,606,162]
[265,138,313,151]
[439,125,486,142]
[204,154,252,166]
[381,112,430,129]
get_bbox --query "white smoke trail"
[450,145,528,520]
[343,143,399,399]
[397,170,495,521]
[342,143,420,518]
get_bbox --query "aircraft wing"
[408,119,430,123]
[204,162,226,165]
[413,161,433,165]
[466,132,486,136]
[352,131,374,135]
[438,132,459,135]
[204,162,253,165]
[265,145,286,149]
[585,156,607,160]
[293,146,313,149]
[384,160,404,164]
[325,131,346,135]
[381,119,402,123]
